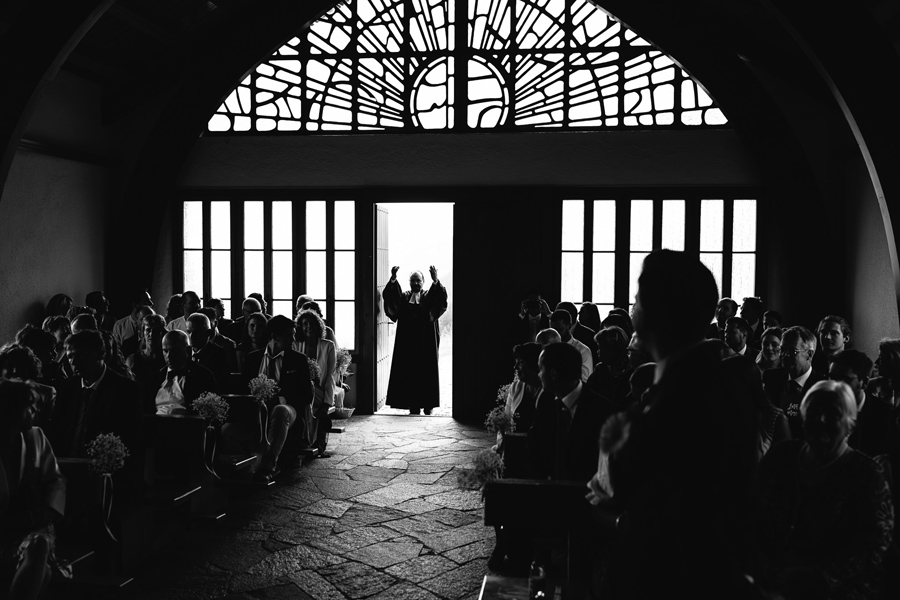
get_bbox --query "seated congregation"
[2,250,899,599]
[0,291,350,598]
[491,250,898,600]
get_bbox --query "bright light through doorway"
[378,203,454,416]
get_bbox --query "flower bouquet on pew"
[249,374,279,407]
[193,392,229,425]
[485,403,516,449]
[307,357,322,383]
[86,433,130,541]
[457,449,505,499]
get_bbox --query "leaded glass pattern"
[207,0,727,133]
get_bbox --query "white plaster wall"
[0,150,109,342]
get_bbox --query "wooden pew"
[141,414,208,510]
[216,394,268,479]
[483,478,622,599]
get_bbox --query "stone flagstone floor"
[120,415,496,600]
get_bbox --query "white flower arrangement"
[484,405,516,434]
[457,449,505,495]
[249,374,279,405]
[87,433,130,476]
[193,392,229,424]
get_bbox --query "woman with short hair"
[757,380,894,599]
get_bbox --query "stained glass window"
[207,0,727,133]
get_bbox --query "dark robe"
[384,278,448,410]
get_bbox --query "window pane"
[272,201,292,250]
[211,251,231,300]
[699,252,723,297]
[630,200,653,251]
[562,200,584,251]
[661,199,685,251]
[591,252,615,304]
[306,251,327,300]
[219,299,232,320]
[210,202,230,249]
[629,252,648,305]
[244,251,264,297]
[272,251,292,299]
[596,305,615,321]
[183,202,203,248]
[732,254,756,301]
[272,300,293,319]
[700,199,723,251]
[307,201,326,250]
[560,252,583,303]
[244,202,264,250]
[592,200,615,251]
[335,251,355,300]
[733,199,757,252]
[335,201,355,250]
[334,301,355,350]
[184,251,204,297]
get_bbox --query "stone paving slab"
[117,416,494,600]
[345,540,424,568]
[318,561,398,599]
[308,525,399,554]
[419,560,489,600]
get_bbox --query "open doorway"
[375,203,454,416]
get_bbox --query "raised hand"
[391,265,400,280]
[429,265,438,282]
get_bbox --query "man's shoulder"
[214,334,237,349]
[762,367,788,384]
[101,368,142,395]
[188,360,216,378]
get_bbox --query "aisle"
[122,415,495,599]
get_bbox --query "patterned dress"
[757,440,894,599]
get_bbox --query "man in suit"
[829,349,891,457]
[557,301,598,361]
[529,342,614,482]
[739,296,764,346]
[204,297,233,341]
[112,288,154,349]
[724,317,758,358]
[155,330,218,415]
[50,330,143,467]
[705,297,737,340]
[763,325,825,439]
[549,309,593,380]
[200,307,238,374]
[186,312,231,391]
[605,250,756,599]
[166,290,201,332]
[242,315,313,482]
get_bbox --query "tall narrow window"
[731,199,757,300]
[699,199,724,296]
[334,200,356,348]
[183,201,204,298]
[209,201,232,317]
[629,200,653,309]
[272,201,293,318]
[592,200,616,317]
[561,200,585,304]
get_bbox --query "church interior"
[3,0,900,597]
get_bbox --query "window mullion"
[722,198,734,298]
[614,197,630,308]
[326,200,336,327]
[263,201,273,311]
[230,200,243,318]
[202,200,212,300]
[173,201,185,297]
[293,198,305,319]
[684,195,701,256]
[583,197,593,303]
[652,198,663,250]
